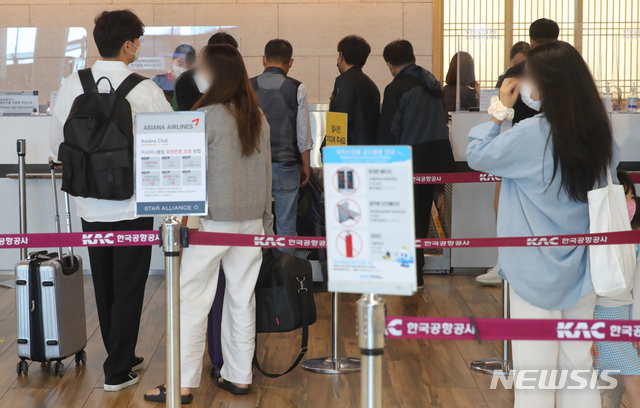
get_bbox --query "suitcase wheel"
[16,360,28,376]
[75,350,87,365]
[54,361,65,377]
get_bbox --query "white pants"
[179,218,263,387]
[510,287,600,408]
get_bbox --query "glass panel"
[129,26,241,104]
[513,0,575,45]
[583,0,640,108]
[0,27,88,110]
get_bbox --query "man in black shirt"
[172,32,238,111]
[328,35,380,145]
[496,18,559,124]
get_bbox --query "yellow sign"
[325,112,347,146]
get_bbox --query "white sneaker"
[104,372,139,392]
[476,265,502,286]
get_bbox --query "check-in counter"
[449,111,640,271]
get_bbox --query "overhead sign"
[134,111,207,216]
[325,112,347,146]
[323,146,416,295]
[0,91,38,115]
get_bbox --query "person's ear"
[289,58,294,69]
[262,55,266,67]
[529,38,536,48]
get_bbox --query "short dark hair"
[337,35,371,68]
[509,41,530,60]
[174,44,195,59]
[208,32,238,49]
[264,39,293,64]
[93,10,144,58]
[529,18,560,41]
[383,40,416,67]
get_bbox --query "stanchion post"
[357,294,385,408]
[301,292,360,373]
[470,279,512,375]
[17,139,27,260]
[161,216,183,408]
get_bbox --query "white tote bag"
[588,169,636,297]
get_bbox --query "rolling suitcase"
[15,164,87,377]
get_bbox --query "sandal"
[215,378,249,395]
[143,384,193,404]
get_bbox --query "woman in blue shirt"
[467,41,618,408]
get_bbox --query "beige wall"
[1,0,433,103]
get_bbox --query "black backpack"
[58,68,146,200]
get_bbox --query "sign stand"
[357,294,386,408]
[470,280,512,375]
[301,292,360,374]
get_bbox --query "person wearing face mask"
[152,43,196,102]
[468,40,619,408]
[326,35,380,146]
[49,9,172,392]
[476,20,558,287]
[592,171,640,408]
[144,44,272,403]
[172,32,239,111]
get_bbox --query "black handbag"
[253,248,317,378]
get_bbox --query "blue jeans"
[272,162,300,255]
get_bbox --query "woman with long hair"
[467,40,619,407]
[443,51,480,113]
[145,44,272,403]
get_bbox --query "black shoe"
[104,372,138,392]
[144,384,193,404]
[215,378,249,395]
[132,355,144,371]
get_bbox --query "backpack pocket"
[58,143,91,198]
[90,148,134,200]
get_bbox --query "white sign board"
[479,89,499,112]
[134,111,207,216]
[323,146,416,295]
[129,57,166,71]
[0,91,39,115]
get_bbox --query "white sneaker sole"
[104,375,139,392]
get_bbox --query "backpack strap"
[78,68,97,94]
[116,73,147,98]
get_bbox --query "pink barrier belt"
[412,172,640,184]
[1,229,640,250]
[385,316,640,342]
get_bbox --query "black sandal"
[215,378,250,395]
[143,384,194,404]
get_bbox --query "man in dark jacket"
[328,35,380,145]
[378,40,455,289]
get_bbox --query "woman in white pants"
[145,43,272,404]
[467,40,619,408]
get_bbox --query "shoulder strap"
[252,280,311,378]
[116,73,147,98]
[78,68,96,94]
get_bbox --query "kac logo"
[527,237,559,246]
[82,233,115,245]
[479,173,501,182]
[556,321,605,339]
[386,318,403,336]
[254,236,286,247]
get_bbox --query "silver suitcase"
[14,164,87,377]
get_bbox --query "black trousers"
[82,217,154,384]
[414,184,435,285]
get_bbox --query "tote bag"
[588,169,636,297]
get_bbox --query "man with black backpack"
[49,10,171,392]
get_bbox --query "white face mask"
[520,81,541,111]
[173,65,187,78]
[194,71,210,93]
[128,41,141,62]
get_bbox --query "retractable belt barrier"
[385,316,640,343]
[413,171,640,184]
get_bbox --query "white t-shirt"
[49,60,172,222]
